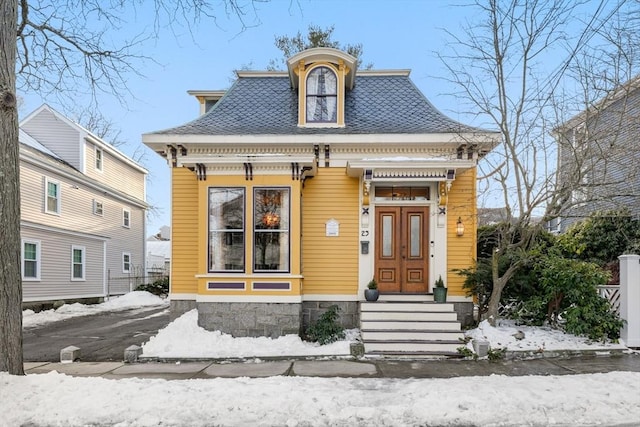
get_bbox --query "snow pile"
[142,309,359,358]
[465,319,627,352]
[3,371,640,426]
[23,291,168,328]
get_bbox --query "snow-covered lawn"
[10,292,638,426]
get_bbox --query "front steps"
[360,294,465,357]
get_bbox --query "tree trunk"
[0,0,25,375]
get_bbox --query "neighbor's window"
[253,188,290,272]
[122,208,131,228]
[208,188,245,272]
[22,239,41,280]
[122,252,131,273]
[93,200,103,216]
[306,66,337,123]
[95,147,103,171]
[71,245,85,281]
[45,178,60,214]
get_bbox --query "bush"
[305,305,345,345]
[136,276,169,296]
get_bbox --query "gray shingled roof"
[151,74,486,136]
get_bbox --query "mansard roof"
[147,71,492,137]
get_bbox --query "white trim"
[71,245,86,281]
[44,177,61,215]
[356,69,412,76]
[122,208,131,228]
[21,220,109,241]
[301,294,360,301]
[21,238,41,281]
[122,252,132,274]
[20,151,147,209]
[195,273,304,279]
[442,295,473,302]
[103,241,107,297]
[168,293,197,301]
[196,295,302,303]
[142,132,500,147]
[95,146,104,172]
[93,199,104,216]
[23,293,106,303]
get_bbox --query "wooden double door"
[375,206,430,293]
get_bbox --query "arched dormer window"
[306,66,337,123]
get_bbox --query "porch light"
[456,217,465,237]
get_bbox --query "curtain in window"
[306,67,337,122]
[209,188,245,271]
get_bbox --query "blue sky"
[17,0,605,235]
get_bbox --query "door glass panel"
[410,214,421,257]
[382,215,393,257]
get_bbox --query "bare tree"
[438,0,635,324]
[1,0,269,375]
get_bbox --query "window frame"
[208,187,246,273]
[305,65,338,124]
[122,208,131,228]
[44,177,61,215]
[71,245,86,281]
[253,187,291,273]
[93,199,104,216]
[122,252,132,274]
[21,239,41,281]
[95,147,103,172]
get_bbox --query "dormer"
[187,90,227,116]
[286,48,357,128]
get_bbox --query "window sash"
[306,66,338,123]
[46,180,59,213]
[253,188,290,272]
[72,247,84,280]
[123,253,131,273]
[95,148,103,171]
[123,209,131,227]
[208,188,245,272]
[22,241,40,279]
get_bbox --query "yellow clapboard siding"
[302,168,359,295]
[446,168,477,297]
[171,168,199,295]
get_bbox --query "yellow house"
[143,48,498,356]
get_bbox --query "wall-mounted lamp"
[456,217,465,237]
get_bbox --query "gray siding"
[21,226,105,302]
[21,109,82,170]
[84,142,146,201]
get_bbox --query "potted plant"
[364,278,379,302]
[433,275,447,303]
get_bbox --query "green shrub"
[305,305,345,345]
[136,276,169,296]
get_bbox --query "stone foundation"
[169,299,197,321]
[302,301,359,332]
[196,302,302,338]
[452,301,474,328]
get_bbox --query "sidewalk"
[23,352,640,380]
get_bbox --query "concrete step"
[361,330,465,341]
[361,311,457,322]
[361,302,454,312]
[361,320,462,331]
[364,341,462,354]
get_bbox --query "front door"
[375,206,429,293]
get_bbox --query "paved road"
[23,305,170,362]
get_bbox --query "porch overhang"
[177,154,318,179]
[346,158,476,182]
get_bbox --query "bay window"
[209,188,245,272]
[254,188,290,272]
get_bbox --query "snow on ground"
[3,370,639,426]
[465,319,628,352]
[22,291,168,328]
[142,309,359,358]
[12,293,640,426]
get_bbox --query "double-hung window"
[122,252,131,273]
[122,208,131,228]
[254,188,290,272]
[208,188,245,272]
[93,200,104,216]
[306,66,337,123]
[71,246,85,281]
[22,239,41,280]
[95,147,103,171]
[45,178,60,214]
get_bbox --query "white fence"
[597,285,621,314]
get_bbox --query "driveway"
[23,305,170,362]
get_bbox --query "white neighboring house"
[19,104,148,307]
[147,226,171,279]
